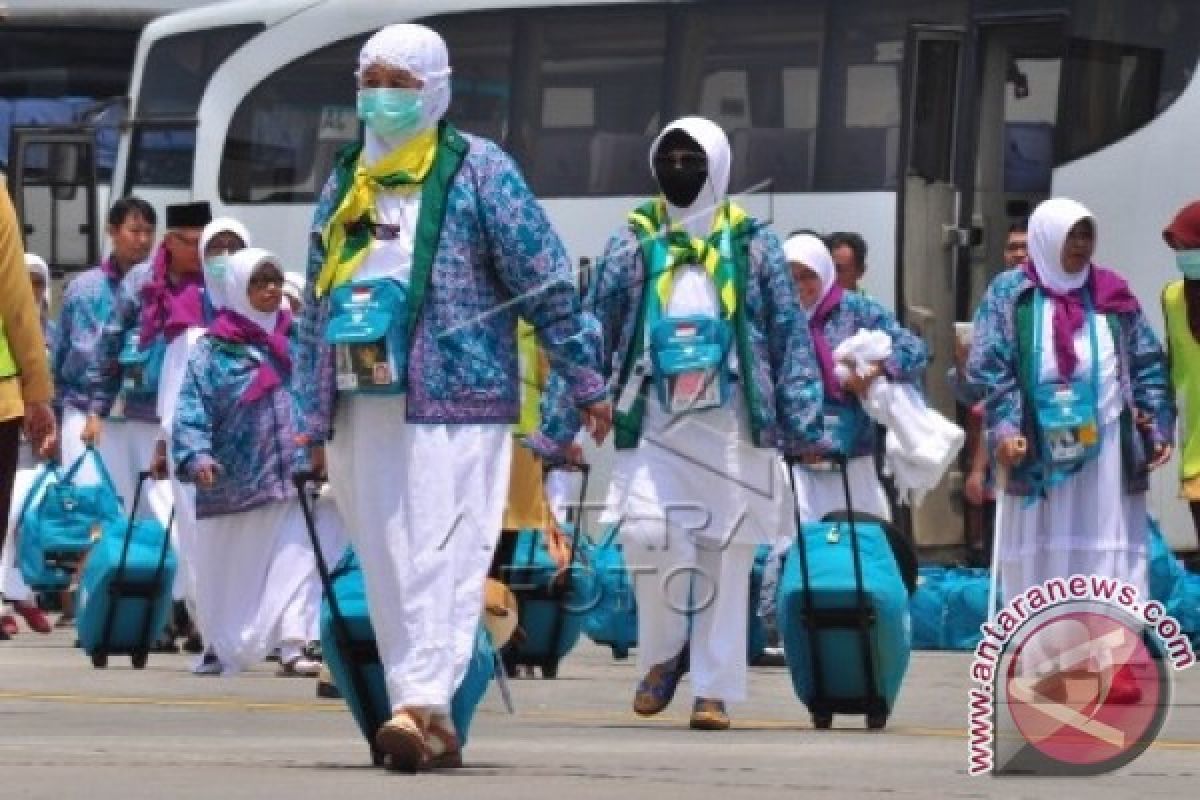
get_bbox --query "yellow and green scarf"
[316,128,437,297]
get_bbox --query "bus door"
[897,26,968,555]
[899,18,1064,558]
[7,126,100,273]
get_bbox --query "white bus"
[112,0,1200,555]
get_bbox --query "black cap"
[165,201,212,229]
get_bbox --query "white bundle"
[864,380,965,506]
[831,327,964,506]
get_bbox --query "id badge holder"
[1036,382,1099,466]
[648,317,729,415]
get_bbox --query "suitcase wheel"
[866,712,887,731]
[371,747,386,768]
[91,652,108,669]
[131,651,149,670]
[612,645,629,660]
[812,712,833,730]
[541,661,559,679]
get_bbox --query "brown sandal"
[375,709,427,773]
[422,714,463,770]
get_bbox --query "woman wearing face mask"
[158,217,255,670]
[1160,201,1200,542]
[173,248,326,678]
[532,117,822,731]
[782,233,927,523]
[964,197,1173,703]
[292,24,607,770]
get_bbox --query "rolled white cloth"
[861,380,965,505]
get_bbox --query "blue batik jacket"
[964,268,1174,496]
[293,130,605,443]
[530,217,824,458]
[52,265,122,415]
[172,336,300,519]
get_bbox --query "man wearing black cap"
[89,201,213,648]
[89,205,208,527]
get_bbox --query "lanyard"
[1032,288,1100,398]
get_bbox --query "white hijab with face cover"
[648,116,731,238]
[215,247,281,334]
[199,217,252,311]
[784,233,835,312]
[1027,197,1096,293]
[357,23,453,163]
[24,253,50,308]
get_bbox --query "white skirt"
[997,420,1148,602]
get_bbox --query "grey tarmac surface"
[0,629,1195,799]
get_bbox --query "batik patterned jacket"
[809,291,929,458]
[964,267,1174,496]
[530,220,824,457]
[91,261,158,422]
[52,265,121,414]
[293,132,605,442]
[172,336,300,518]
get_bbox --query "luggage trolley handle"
[544,463,590,666]
[292,470,384,750]
[102,471,175,655]
[784,453,885,718]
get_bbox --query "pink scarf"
[207,309,293,405]
[1021,261,1140,379]
[137,244,206,349]
[808,284,845,402]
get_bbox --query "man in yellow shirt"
[0,180,56,551]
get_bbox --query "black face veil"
[652,129,708,208]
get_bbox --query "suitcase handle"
[784,453,886,720]
[293,470,385,750]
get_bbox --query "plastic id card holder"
[325,279,409,395]
[648,316,731,415]
[1035,381,1100,466]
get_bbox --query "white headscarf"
[1027,197,1095,293]
[784,234,836,312]
[282,271,306,309]
[199,217,253,310]
[648,116,731,238]
[24,253,50,309]
[356,23,453,162]
[217,248,281,334]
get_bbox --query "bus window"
[0,26,138,177]
[129,23,262,189]
[675,1,825,196]
[1055,0,1200,164]
[519,7,667,197]
[218,12,515,205]
[816,0,964,191]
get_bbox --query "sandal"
[375,708,428,773]
[277,655,321,678]
[633,643,690,716]
[689,698,730,731]
[422,713,463,770]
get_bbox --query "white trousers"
[0,468,42,603]
[192,499,330,672]
[622,522,758,704]
[327,396,510,712]
[97,417,172,526]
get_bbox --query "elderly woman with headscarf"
[173,248,330,678]
[532,116,822,732]
[783,233,927,521]
[292,23,607,770]
[964,197,1173,702]
[1161,201,1200,541]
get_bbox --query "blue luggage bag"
[294,473,494,769]
[583,524,638,659]
[18,448,123,592]
[76,471,176,668]
[777,456,916,729]
[502,466,593,678]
